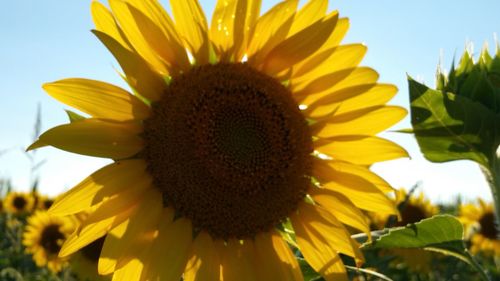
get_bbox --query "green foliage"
[363,215,463,251]
[409,47,500,167]
[363,215,491,280]
[408,46,500,240]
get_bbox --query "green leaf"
[362,215,491,281]
[408,76,499,167]
[362,215,463,250]
[297,258,323,281]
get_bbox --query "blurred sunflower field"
[1,0,499,280]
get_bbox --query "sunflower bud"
[437,44,500,113]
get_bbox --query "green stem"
[480,153,500,234]
[464,249,491,281]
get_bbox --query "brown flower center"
[479,212,498,240]
[396,203,427,226]
[13,196,27,210]
[40,224,65,255]
[43,199,54,210]
[143,63,313,240]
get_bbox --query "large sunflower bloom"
[30,0,407,280]
[22,211,75,273]
[459,199,500,257]
[3,191,35,215]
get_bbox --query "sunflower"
[375,188,438,228]
[370,188,439,273]
[3,191,35,215]
[22,211,75,273]
[30,0,407,279]
[35,193,56,210]
[459,199,500,257]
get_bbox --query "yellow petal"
[305,85,379,119]
[147,212,192,281]
[263,12,338,75]
[220,239,258,281]
[247,0,298,67]
[49,160,148,216]
[59,202,137,257]
[111,247,149,281]
[184,231,220,281]
[92,30,165,102]
[210,0,238,60]
[296,203,361,260]
[108,0,168,75]
[293,43,367,80]
[313,158,394,193]
[89,184,153,229]
[309,187,370,236]
[290,204,348,281]
[125,0,190,71]
[315,135,409,165]
[34,118,143,159]
[119,2,190,73]
[296,67,378,102]
[335,83,398,114]
[311,106,407,138]
[26,139,47,151]
[291,17,349,75]
[234,0,261,60]
[302,83,398,119]
[43,78,150,121]
[99,218,129,275]
[99,190,162,274]
[288,0,328,36]
[327,67,379,91]
[322,180,397,215]
[253,231,304,281]
[170,0,209,64]
[91,0,131,50]
[315,17,350,55]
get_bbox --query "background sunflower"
[3,191,35,215]
[459,199,500,257]
[22,210,75,273]
[369,188,439,273]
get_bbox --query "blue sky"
[0,0,499,202]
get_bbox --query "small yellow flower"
[3,191,35,215]
[459,199,500,257]
[31,0,408,280]
[22,211,75,273]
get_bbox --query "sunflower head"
[3,191,35,215]
[36,194,56,210]
[459,199,500,257]
[32,0,408,280]
[394,188,438,226]
[23,211,75,272]
[369,188,438,230]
